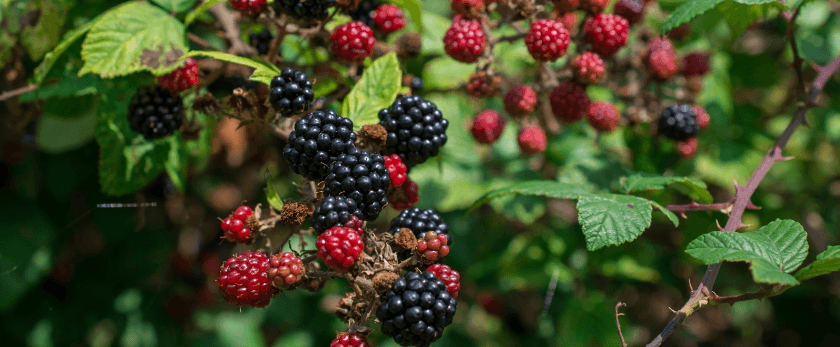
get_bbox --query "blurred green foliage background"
[2,0,840,346]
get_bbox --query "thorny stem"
[615,302,629,347]
[664,199,761,216]
[708,285,787,305]
[644,39,840,347]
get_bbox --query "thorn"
[688,279,694,291]
[729,302,734,307]
[733,178,741,192]
[668,306,677,313]
[689,201,700,207]
[735,223,751,231]
[716,219,724,231]
[746,202,762,210]
[680,212,687,219]
[778,156,795,162]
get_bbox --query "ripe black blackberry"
[128,86,183,140]
[283,110,356,181]
[389,207,452,246]
[323,147,390,220]
[658,104,699,140]
[270,67,315,117]
[249,29,272,55]
[275,0,336,22]
[311,196,363,233]
[376,271,457,346]
[378,95,449,168]
[348,0,379,28]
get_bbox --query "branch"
[665,200,760,216]
[0,84,36,102]
[208,3,256,56]
[615,302,629,347]
[645,40,840,347]
[708,286,786,306]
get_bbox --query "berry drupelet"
[379,95,449,168]
[270,67,315,117]
[128,85,183,140]
[283,110,357,181]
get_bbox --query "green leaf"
[164,136,186,192]
[20,0,68,61]
[649,200,679,227]
[21,74,106,101]
[686,219,809,280]
[35,101,97,154]
[733,0,787,8]
[265,174,285,211]
[185,0,227,26]
[468,181,589,213]
[150,0,198,13]
[619,173,713,203]
[33,20,97,84]
[385,0,422,31]
[95,88,173,195]
[795,245,840,281]
[79,2,188,78]
[340,52,401,130]
[184,51,281,85]
[716,0,767,36]
[661,0,726,35]
[750,258,799,286]
[577,194,653,251]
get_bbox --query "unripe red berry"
[267,252,304,290]
[586,101,621,132]
[465,73,499,98]
[331,21,376,63]
[584,14,630,57]
[443,18,486,63]
[682,52,711,77]
[550,82,590,123]
[157,57,199,94]
[388,177,420,210]
[614,0,646,25]
[218,252,275,307]
[427,264,460,298]
[572,52,606,84]
[525,19,571,62]
[694,105,710,130]
[470,109,505,144]
[676,138,698,158]
[384,154,407,187]
[646,37,678,81]
[372,4,406,33]
[554,0,580,13]
[504,84,537,117]
[451,0,485,18]
[316,227,364,273]
[229,0,266,16]
[517,126,547,154]
[580,0,608,14]
[330,333,371,347]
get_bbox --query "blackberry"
[658,104,699,140]
[249,29,273,55]
[409,77,423,94]
[376,271,457,346]
[270,67,315,117]
[275,0,336,22]
[348,0,380,27]
[283,110,356,181]
[128,85,183,140]
[323,147,390,220]
[311,196,363,233]
[388,208,451,246]
[378,95,449,168]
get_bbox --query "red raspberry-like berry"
[504,84,537,117]
[465,73,499,98]
[614,0,646,25]
[682,52,711,77]
[677,138,698,158]
[694,105,710,130]
[517,126,547,154]
[316,227,364,273]
[384,154,407,187]
[443,18,486,63]
[217,252,275,307]
[580,0,608,14]
[157,57,199,94]
[222,205,254,243]
[330,333,371,347]
[550,82,590,123]
[388,177,420,210]
[572,52,606,84]
[554,0,579,13]
[372,4,406,33]
[477,291,504,316]
[646,37,678,81]
[229,0,266,16]
[586,101,620,132]
[427,264,461,299]
[342,215,364,231]
[470,109,505,144]
[267,252,304,290]
[584,14,630,57]
[417,231,450,263]
[525,19,570,62]
[331,21,376,63]
[451,0,485,18]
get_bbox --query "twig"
[644,44,840,347]
[0,84,36,102]
[664,200,760,217]
[708,286,785,306]
[188,33,220,51]
[208,3,256,56]
[615,302,629,347]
